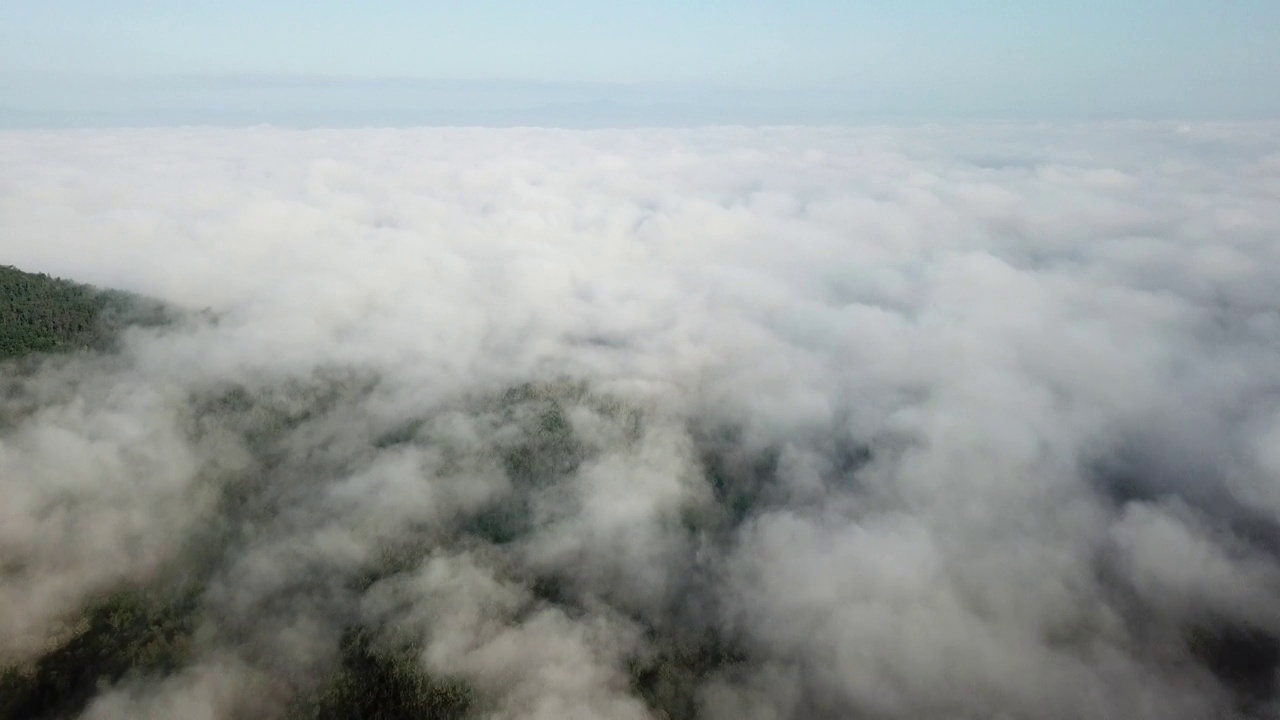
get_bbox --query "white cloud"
[1,122,1279,718]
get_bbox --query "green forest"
[0,265,169,359]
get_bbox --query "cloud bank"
[1,122,1279,719]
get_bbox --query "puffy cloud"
[1,122,1279,718]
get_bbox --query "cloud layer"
[1,122,1279,719]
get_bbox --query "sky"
[1,1,1278,126]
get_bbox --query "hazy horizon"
[3,1,1278,128]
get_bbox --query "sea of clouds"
[1,122,1279,719]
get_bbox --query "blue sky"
[2,1,1278,126]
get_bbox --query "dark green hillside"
[0,264,169,359]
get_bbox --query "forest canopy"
[0,265,168,359]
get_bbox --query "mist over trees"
[0,278,731,719]
[2,124,1280,719]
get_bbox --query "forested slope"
[0,265,170,358]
